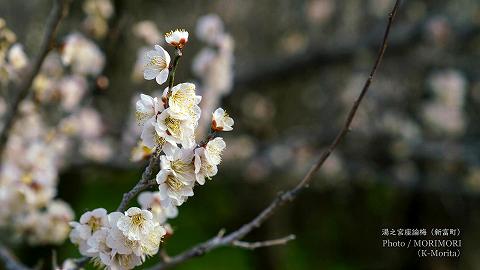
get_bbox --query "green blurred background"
[2,0,480,269]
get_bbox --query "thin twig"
[232,235,296,250]
[0,0,71,156]
[116,151,160,212]
[159,249,171,263]
[0,244,30,270]
[146,1,402,269]
[167,48,182,90]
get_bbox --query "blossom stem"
[167,48,183,91]
[116,149,162,212]
[198,130,217,147]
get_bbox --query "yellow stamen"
[86,217,102,232]
[165,116,182,138]
[166,175,184,191]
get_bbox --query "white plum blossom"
[205,137,226,165]
[156,147,195,205]
[138,191,178,224]
[69,208,108,256]
[167,83,202,121]
[86,228,112,266]
[106,212,135,256]
[143,45,170,85]
[165,29,189,48]
[69,208,166,270]
[109,252,143,270]
[110,210,165,257]
[194,147,218,185]
[155,108,195,148]
[212,107,234,131]
[80,208,109,230]
[135,93,163,125]
[140,118,176,154]
[140,118,164,149]
[117,207,155,241]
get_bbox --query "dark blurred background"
[2,0,480,269]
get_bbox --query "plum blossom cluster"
[127,16,234,159]
[70,29,234,269]
[129,15,234,136]
[0,98,75,245]
[0,18,110,245]
[138,29,233,207]
[69,207,166,270]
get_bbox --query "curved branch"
[0,0,71,155]
[147,1,402,269]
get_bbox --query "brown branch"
[0,244,30,270]
[232,234,296,250]
[146,1,402,269]
[115,152,160,212]
[0,0,71,156]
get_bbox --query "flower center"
[131,213,145,227]
[146,56,167,70]
[165,116,181,137]
[171,160,192,174]
[87,217,102,232]
[166,175,184,191]
[171,86,194,106]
